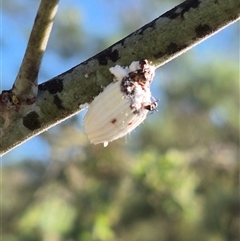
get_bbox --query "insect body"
[83,59,156,147]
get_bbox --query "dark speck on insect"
[111,118,117,124]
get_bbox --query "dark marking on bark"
[39,78,63,94]
[154,43,187,59]
[163,0,201,19]
[167,43,187,54]
[23,111,41,130]
[1,90,11,106]
[97,49,120,65]
[153,51,164,59]
[137,20,156,35]
[26,60,39,82]
[195,24,212,38]
[53,95,65,110]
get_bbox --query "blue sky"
[1,0,239,163]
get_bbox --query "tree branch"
[1,0,239,156]
[12,0,59,103]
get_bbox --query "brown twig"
[12,0,59,104]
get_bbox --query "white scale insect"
[83,59,157,147]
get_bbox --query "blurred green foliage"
[2,1,239,241]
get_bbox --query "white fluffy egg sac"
[83,59,157,147]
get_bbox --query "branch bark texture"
[1,0,239,156]
[13,0,59,102]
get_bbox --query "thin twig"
[12,0,59,103]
